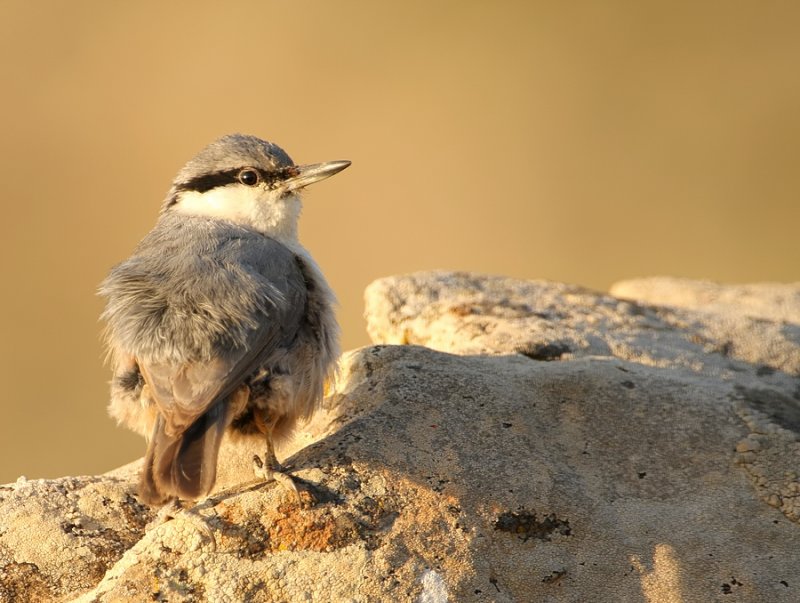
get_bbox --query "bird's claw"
[253,453,302,503]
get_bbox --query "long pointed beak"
[284,160,351,192]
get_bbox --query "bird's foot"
[145,498,182,531]
[253,453,302,503]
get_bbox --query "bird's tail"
[139,400,228,505]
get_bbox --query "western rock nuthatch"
[99,134,348,505]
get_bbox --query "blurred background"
[1,1,798,483]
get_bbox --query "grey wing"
[140,313,297,438]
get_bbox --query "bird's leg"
[145,498,183,531]
[252,414,301,502]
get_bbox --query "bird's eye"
[238,169,260,186]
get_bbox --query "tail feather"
[170,401,227,499]
[139,415,169,505]
[139,400,229,504]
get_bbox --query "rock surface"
[1,272,799,602]
[364,272,800,376]
[610,277,800,325]
[365,271,800,526]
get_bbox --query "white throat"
[173,185,302,243]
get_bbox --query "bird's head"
[163,134,350,242]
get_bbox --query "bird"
[99,134,349,506]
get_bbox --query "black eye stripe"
[176,166,297,194]
[165,165,301,209]
[177,168,261,194]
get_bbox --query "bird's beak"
[284,160,351,192]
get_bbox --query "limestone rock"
[0,469,149,602]
[364,272,800,378]
[1,272,799,602]
[362,271,800,598]
[610,276,800,325]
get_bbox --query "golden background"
[1,1,798,483]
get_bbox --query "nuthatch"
[99,134,348,505]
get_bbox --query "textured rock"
[364,272,800,377]
[0,465,150,602]
[2,272,799,602]
[610,277,800,325]
[363,271,800,597]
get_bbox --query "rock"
[2,272,799,601]
[0,466,150,603]
[364,272,800,377]
[610,276,800,325]
[362,271,800,598]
